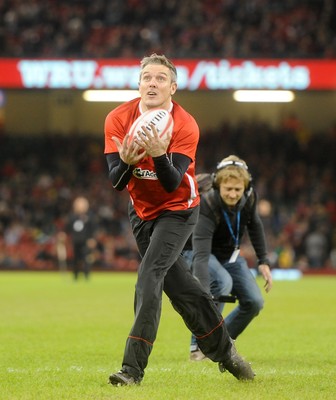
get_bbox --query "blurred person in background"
[304,224,330,268]
[184,155,272,361]
[66,196,98,280]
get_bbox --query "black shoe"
[108,370,141,386]
[219,340,255,381]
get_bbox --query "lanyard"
[222,210,240,249]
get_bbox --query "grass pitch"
[1,271,335,400]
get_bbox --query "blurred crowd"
[1,116,336,272]
[0,0,335,59]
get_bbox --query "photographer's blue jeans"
[182,251,264,350]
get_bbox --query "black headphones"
[214,159,253,191]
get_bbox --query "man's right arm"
[106,153,133,191]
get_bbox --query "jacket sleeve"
[105,153,134,191]
[191,198,218,293]
[246,194,270,266]
[153,153,191,192]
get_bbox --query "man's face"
[139,64,177,111]
[219,177,245,207]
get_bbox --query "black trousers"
[121,204,231,380]
[72,242,90,279]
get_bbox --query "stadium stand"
[0,0,335,59]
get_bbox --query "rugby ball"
[128,109,174,144]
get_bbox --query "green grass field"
[1,271,335,400]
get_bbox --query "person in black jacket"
[67,196,98,280]
[183,155,273,361]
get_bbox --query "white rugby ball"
[128,109,174,144]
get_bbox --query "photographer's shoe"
[109,370,141,386]
[190,349,208,361]
[219,340,255,381]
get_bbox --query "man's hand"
[112,134,146,165]
[134,123,172,158]
[258,264,273,293]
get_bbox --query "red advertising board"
[0,58,335,90]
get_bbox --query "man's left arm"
[153,153,191,192]
[248,210,273,292]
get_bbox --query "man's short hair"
[214,155,251,190]
[140,53,177,83]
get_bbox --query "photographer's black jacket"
[191,187,270,291]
